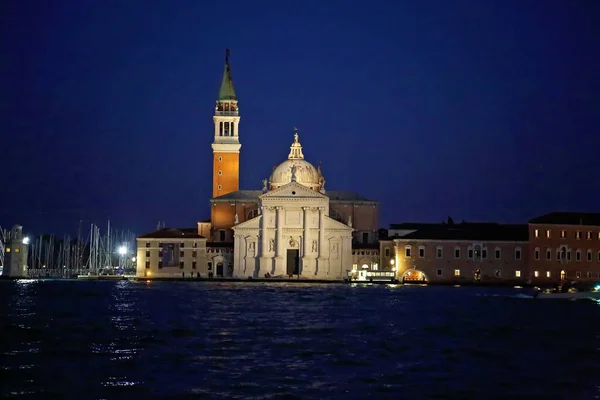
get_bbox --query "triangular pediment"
[260,181,327,200]
[232,215,261,231]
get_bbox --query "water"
[1,280,599,399]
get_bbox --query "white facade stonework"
[232,135,353,280]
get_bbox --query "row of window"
[437,269,600,279]
[534,229,600,240]
[144,242,199,248]
[145,261,197,269]
[401,245,523,261]
[534,247,600,262]
[145,250,198,258]
[444,269,519,277]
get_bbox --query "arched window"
[495,247,502,259]
[474,245,481,261]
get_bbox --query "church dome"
[269,132,325,192]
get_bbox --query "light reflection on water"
[0,280,599,399]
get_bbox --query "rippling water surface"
[1,280,599,399]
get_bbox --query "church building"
[231,133,354,279]
[135,50,379,280]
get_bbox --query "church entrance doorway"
[216,262,224,277]
[286,249,300,276]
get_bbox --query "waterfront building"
[528,212,600,284]
[1,225,29,278]
[380,220,529,284]
[135,228,208,279]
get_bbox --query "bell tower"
[212,49,241,198]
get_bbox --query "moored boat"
[533,284,600,300]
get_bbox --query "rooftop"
[389,222,528,242]
[528,212,600,227]
[138,228,205,239]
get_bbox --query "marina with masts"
[0,221,136,279]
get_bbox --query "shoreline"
[0,275,550,288]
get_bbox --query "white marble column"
[274,206,285,275]
[214,119,220,137]
[302,206,313,276]
[260,207,268,256]
[235,234,246,278]
[317,207,327,275]
[242,236,249,276]
[259,207,271,274]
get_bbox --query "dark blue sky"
[2,0,599,236]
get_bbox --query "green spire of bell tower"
[218,49,236,101]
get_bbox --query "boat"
[345,269,399,284]
[533,284,600,300]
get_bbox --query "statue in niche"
[248,242,254,252]
[312,240,317,252]
[262,179,268,192]
[347,215,352,228]
[331,243,338,253]
[234,213,239,224]
[269,239,274,251]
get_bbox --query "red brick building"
[528,212,600,284]
[380,220,529,284]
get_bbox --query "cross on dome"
[288,128,304,159]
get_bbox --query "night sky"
[2,0,599,237]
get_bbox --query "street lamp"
[118,246,127,256]
[23,237,30,245]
